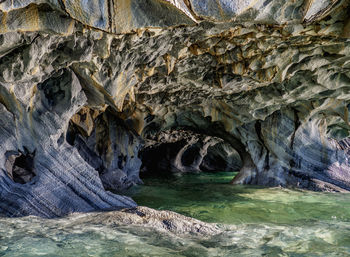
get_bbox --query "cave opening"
[126,128,244,221]
[118,125,251,218]
[138,129,242,180]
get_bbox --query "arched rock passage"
[139,130,242,177]
[133,106,350,192]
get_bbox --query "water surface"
[1,172,350,256]
[129,172,350,225]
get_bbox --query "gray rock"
[0,69,137,217]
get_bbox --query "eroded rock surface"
[69,107,143,192]
[0,0,350,217]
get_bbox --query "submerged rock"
[85,206,220,236]
[0,0,349,217]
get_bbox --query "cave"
[1,1,350,255]
[0,0,349,218]
[139,129,242,178]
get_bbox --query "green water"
[1,172,350,256]
[128,172,350,225]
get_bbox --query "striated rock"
[0,68,137,217]
[0,0,349,217]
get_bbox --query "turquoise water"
[128,172,350,225]
[1,172,350,256]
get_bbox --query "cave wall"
[0,0,349,216]
[69,107,143,192]
[0,69,137,217]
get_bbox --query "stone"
[0,69,137,217]
[90,206,220,235]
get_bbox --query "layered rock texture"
[0,0,350,216]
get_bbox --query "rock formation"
[140,130,242,176]
[0,0,350,216]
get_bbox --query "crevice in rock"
[290,108,301,150]
[107,0,115,32]
[254,120,270,170]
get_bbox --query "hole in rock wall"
[5,149,36,184]
[139,130,242,178]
